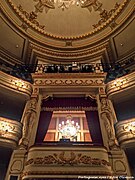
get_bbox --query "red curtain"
[35,111,52,143]
[85,111,103,145]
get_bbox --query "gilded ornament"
[6,0,129,40]
[18,5,45,30]
[25,151,110,166]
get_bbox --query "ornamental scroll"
[25,151,110,166]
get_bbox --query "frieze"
[106,71,135,98]
[18,5,45,30]
[29,42,108,57]
[0,117,22,147]
[25,151,110,166]
[33,78,104,86]
[115,118,135,146]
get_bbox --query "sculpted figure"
[100,98,119,150]
[19,98,37,149]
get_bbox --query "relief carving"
[34,78,104,86]
[19,98,37,149]
[25,151,110,166]
[10,160,23,172]
[100,98,119,150]
[18,5,45,30]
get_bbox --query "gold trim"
[25,151,110,166]
[6,0,130,40]
[0,71,33,97]
[106,71,135,97]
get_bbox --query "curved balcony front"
[106,71,135,99]
[0,71,33,98]
[0,117,22,148]
[115,118,135,147]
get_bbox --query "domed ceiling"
[6,0,129,40]
[0,0,134,65]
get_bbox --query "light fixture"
[58,115,80,141]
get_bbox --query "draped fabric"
[35,97,103,144]
[85,111,103,145]
[35,111,52,143]
[42,97,97,108]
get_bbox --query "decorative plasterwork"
[21,146,111,178]
[115,118,135,146]
[0,117,22,148]
[32,73,106,87]
[25,151,110,166]
[106,71,135,98]
[6,0,130,40]
[28,41,108,58]
[0,71,33,97]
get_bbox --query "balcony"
[32,64,106,95]
[115,118,135,147]
[21,145,111,179]
[0,117,22,148]
[106,71,135,99]
[0,71,33,97]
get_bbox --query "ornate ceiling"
[0,0,135,65]
[6,0,128,39]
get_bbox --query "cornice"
[106,71,135,98]
[21,146,111,179]
[0,71,33,97]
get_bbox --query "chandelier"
[58,115,80,141]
